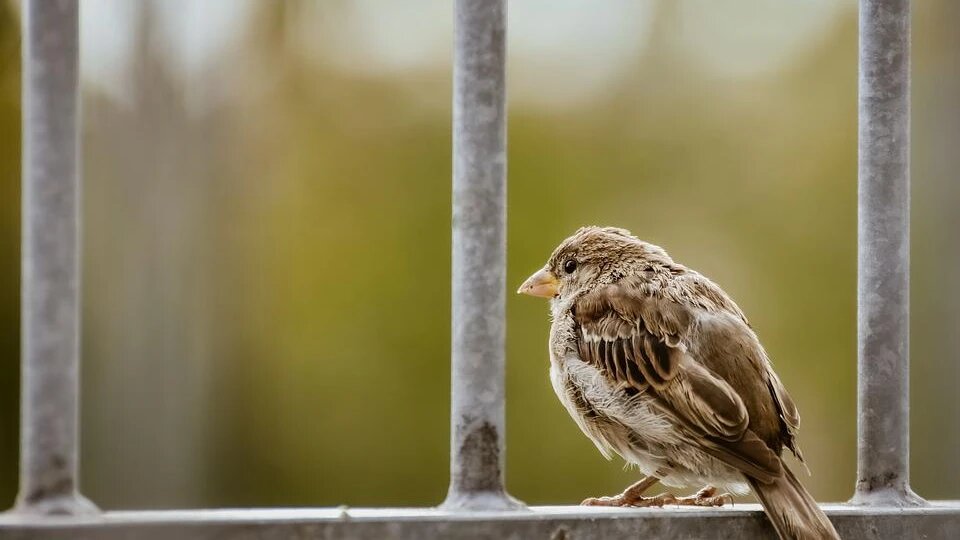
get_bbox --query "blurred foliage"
[0,0,958,510]
[0,0,19,507]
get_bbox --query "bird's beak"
[517,268,560,298]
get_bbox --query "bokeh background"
[0,0,958,509]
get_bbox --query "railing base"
[849,486,926,507]
[8,492,98,518]
[2,504,960,540]
[440,490,527,512]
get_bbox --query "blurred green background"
[0,0,958,509]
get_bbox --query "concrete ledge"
[1,503,959,539]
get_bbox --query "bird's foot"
[580,475,663,507]
[663,486,734,507]
[581,493,674,508]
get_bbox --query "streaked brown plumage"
[518,226,839,540]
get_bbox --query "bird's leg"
[663,485,734,507]
[581,476,672,507]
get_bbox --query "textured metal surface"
[853,0,921,507]
[14,0,97,516]
[2,505,960,540]
[445,0,520,510]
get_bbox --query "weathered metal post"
[443,0,522,511]
[852,0,923,507]
[14,0,97,516]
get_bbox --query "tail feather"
[748,464,840,540]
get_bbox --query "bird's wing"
[767,370,799,433]
[673,271,804,461]
[765,363,803,459]
[574,282,783,482]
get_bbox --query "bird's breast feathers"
[548,348,750,491]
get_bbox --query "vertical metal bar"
[443,0,522,511]
[852,0,923,507]
[14,0,96,516]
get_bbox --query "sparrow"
[518,226,839,540]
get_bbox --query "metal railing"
[445,0,520,512]
[14,0,95,517]
[1,0,958,538]
[852,0,923,508]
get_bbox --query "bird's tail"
[748,463,840,540]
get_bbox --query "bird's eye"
[563,259,578,274]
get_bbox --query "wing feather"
[574,281,782,481]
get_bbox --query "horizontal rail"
[2,505,960,540]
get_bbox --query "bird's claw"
[580,481,732,508]
[581,494,672,508]
[665,486,735,507]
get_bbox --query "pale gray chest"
[546,307,679,469]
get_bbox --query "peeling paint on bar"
[445,0,522,511]
[852,0,923,507]
[13,0,97,517]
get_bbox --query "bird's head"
[517,226,672,301]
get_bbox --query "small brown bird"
[518,226,839,540]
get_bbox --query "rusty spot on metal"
[454,420,501,492]
[857,471,898,491]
